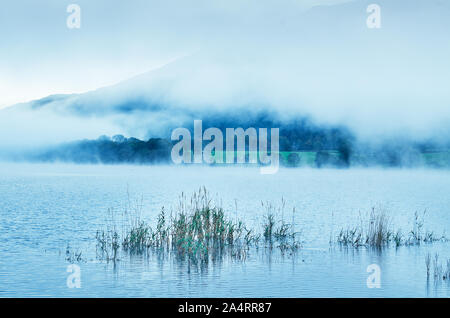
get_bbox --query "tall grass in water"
[65,244,84,263]
[336,208,446,248]
[427,253,450,282]
[95,208,120,261]
[262,200,300,251]
[337,208,391,248]
[95,187,301,263]
[367,210,390,247]
[425,253,431,277]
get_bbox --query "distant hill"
[1,0,449,167]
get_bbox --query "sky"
[0,0,449,143]
[0,0,353,108]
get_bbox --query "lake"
[0,163,449,297]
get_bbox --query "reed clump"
[261,199,300,251]
[65,244,85,263]
[95,187,301,263]
[427,253,450,281]
[336,209,446,248]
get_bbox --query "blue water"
[0,163,449,297]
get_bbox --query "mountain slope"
[1,0,450,149]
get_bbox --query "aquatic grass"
[65,244,84,263]
[425,253,431,277]
[81,189,449,270]
[433,253,442,279]
[428,253,450,281]
[447,259,450,280]
[274,221,292,241]
[366,209,390,247]
[263,212,275,242]
[404,211,446,245]
[336,208,447,248]
[95,208,121,261]
[94,187,302,264]
[260,201,302,252]
[122,220,151,252]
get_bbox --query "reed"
[95,187,301,263]
[65,244,84,263]
[425,253,431,277]
[336,208,446,248]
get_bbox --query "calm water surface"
[0,163,449,297]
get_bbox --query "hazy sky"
[1,0,449,142]
[0,0,353,108]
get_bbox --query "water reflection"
[1,164,450,297]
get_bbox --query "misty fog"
[1,0,449,163]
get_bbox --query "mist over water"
[1,0,450,299]
[1,0,450,153]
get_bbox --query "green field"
[207,150,450,168]
[422,151,450,167]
